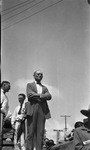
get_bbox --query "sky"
[1,0,90,143]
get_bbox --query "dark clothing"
[25,82,52,150]
[73,123,90,150]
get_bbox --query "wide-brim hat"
[80,105,90,117]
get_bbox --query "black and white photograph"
[1,0,90,150]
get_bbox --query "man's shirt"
[35,81,42,94]
[11,103,25,125]
[1,89,9,116]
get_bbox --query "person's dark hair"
[18,93,26,99]
[1,81,10,87]
[46,139,55,147]
[74,121,83,128]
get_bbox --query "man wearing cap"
[25,70,52,150]
[73,105,90,150]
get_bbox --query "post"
[60,115,71,140]
[53,129,63,144]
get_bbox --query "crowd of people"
[65,106,90,150]
[0,70,90,150]
[0,70,52,150]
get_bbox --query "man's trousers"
[26,103,45,150]
[14,121,26,150]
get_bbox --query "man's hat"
[80,105,90,117]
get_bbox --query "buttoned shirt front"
[1,89,9,116]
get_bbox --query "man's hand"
[37,94,42,102]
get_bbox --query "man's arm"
[40,86,52,101]
[26,83,41,102]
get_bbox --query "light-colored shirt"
[35,81,42,94]
[1,89,9,116]
[11,103,25,125]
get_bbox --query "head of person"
[1,81,11,93]
[80,104,90,122]
[18,93,26,105]
[74,121,83,129]
[33,70,43,83]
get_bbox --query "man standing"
[1,81,11,131]
[73,105,90,150]
[25,70,52,150]
[11,93,26,150]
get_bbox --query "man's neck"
[35,81,41,84]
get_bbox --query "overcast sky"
[1,0,90,142]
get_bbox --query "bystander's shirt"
[11,102,26,150]
[11,103,25,125]
[1,89,9,116]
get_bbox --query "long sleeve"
[26,82,51,119]
[73,129,90,150]
[40,86,52,101]
[26,83,41,102]
[26,83,52,102]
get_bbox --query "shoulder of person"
[41,84,48,90]
[27,82,35,86]
[75,125,84,133]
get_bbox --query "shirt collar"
[35,81,41,85]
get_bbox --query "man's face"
[34,71,43,82]
[4,83,11,92]
[18,95,24,105]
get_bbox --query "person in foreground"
[73,104,90,150]
[1,81,11,131]
[25,70,52,150]
[11,93,26,150]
